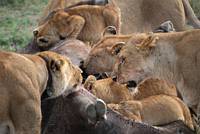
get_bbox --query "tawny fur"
[39,0,200,34]
[84,34,132,74]
[84,76,132,103]
[133,77,177,100]
[34,2,120,48]
[84,76,177,104]
[108,95,194,130]
[0,51,82,134]
[112,29,200,116]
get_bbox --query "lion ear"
[84,75,96,90]
[102,26,117,37]
[135,33,159,51]
[50,59,64,72]
[108,42,126,55]
[60,14,85,38]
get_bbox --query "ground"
[0,0,47,51]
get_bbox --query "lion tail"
[182,0,200,28]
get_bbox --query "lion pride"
[41,0,200,34]
[0,51,82,134]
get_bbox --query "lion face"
[112,44,148,84]
[84,36,131,75]
[84,47,116,74]
[112,35,158,84]
[33,9,85,50]
[37,51,83,97]
[84,76,132,103]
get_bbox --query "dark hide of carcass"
[21,39,90,67]
[20,38,40,54]
[41,87,195,134]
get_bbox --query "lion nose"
[112,76,117,82]
[79,61,84,68]
[107,26,117,35]
[33,29,39,36]
[127,80,137,88]
[38,37,48,43]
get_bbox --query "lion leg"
[194,103,200,133]
[103,6,121,34]
[11,100,41,134]
[68,15,85,39]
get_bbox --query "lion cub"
[84,76,193,130]
[108,95,194,130]
[84,76,177,103]
[84,75,132,104]
[0,51,82,134]
[132,77,177,100]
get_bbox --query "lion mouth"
[38,37,49,43]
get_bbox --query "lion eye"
[120,57,126,64]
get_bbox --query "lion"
[0,51,82,134]
[108,95,194,130]
[33,1,120,49]
[38,0,108,25]
[83,21,175,75]
[84,75,177,104]
[84,75,132,103]
[83,34,132,75]
[114,0,200,33]
[111,29,200,117]
[45,0,200,34]
[132,77,178,100]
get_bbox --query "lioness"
[33,1,120,49]
[114,0,200,33]
[111,30,200,116]
[83,21,175,75]
[0,51,82,134]
[46,0,200,33]
[83,35,132,74]
[108,95,194,130]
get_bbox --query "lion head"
[84,35,131,75]
[84,75,132,103]
[37,51,83,97]
[112,34,159,84]
[33,9,85,50]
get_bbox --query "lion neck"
[147,41,179,84]
[37,55,53,97]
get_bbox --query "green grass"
[0,0,199,51]
[191,0,200,17]
[0,0,48,51]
